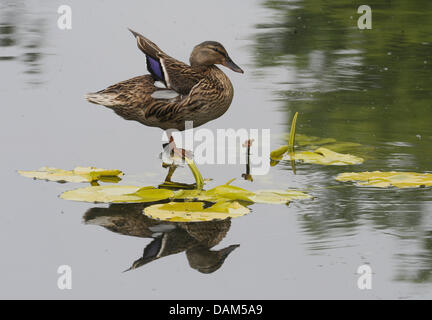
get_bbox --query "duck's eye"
[211,47,226,57]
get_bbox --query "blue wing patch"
[146,55,165,84]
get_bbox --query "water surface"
[1,0,432,299]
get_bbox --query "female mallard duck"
[86,29,243,157]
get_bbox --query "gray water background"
[1,0,432,299]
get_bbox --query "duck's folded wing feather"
[145,78,218,122]
[128,29,203,95]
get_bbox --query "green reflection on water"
[255,0,432,283]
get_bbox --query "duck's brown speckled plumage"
[86,29,243,131]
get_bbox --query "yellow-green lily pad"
[204,184,255,202]
[336,171,432,188]
[60,185,173,203]
[173,187,311,205]
[250,189,312,204]
[281,133,369,155]
[171,185,254,203]
[59,181,312,206]
[321,141,363,153]
[143,201,250,222]
[288,147,364,165]
[172,189,206,200]
[129,187,174,201]
[18,166,123,183]
[290,134,337,147]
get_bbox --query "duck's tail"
[85,92,118,107]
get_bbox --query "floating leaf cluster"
[61,183,310,205]
[336,171,432,188]
[60,186,174,203]
[291,147,364,166]
[271,131,365,166]
[144,201,250,222]
[60,181,311,222]
[287,134,365,154]
[18,166,123,183]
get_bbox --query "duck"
[85,28,243,158]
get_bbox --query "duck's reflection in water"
[83,203,239,274]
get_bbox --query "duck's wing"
[128,29,203,95]
[145,76,224,125]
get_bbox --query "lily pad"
[291,134,337,147]
[18,166,123,183]
[60,185,173,203]
[143,201,250,222]
[172,186,311,205]
[250,189,312,204]
[129,187,175,201]
[287,147,364,165]
[171,185,253,202]
[271,134,365,166]
[172,189,206,200]
[204,184,255,202]
[282,133,370,155]
[320,141,363,153]
[336,171,432,188]
[59,180,312,206]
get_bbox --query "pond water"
[1,0,432,299]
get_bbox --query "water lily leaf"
[60,185,173,203]
[129,187,175,201]
[286,134,369,154]
[250,189,312,204]
[288,147,364,165]
[172,185,252,202]
[273,135,366,163]
[289,134,337,147]
[336,171,432,188]
[143,201,250,222]
[18,166,123,183]
[172,189,205,200]
[321,141,362,153]
[172,187,312,205]
[61,185,142,202]
[204,185,255,202]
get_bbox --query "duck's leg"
[160,160,200,190]
[162,162,177,182]
[166,134,193,159]
[160,133,202,190]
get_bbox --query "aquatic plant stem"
[185,157,204,190]
[289,112,298,174]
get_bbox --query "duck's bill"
[223,57,244,73]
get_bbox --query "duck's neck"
[191,64,213,73]
[207,66,234,100]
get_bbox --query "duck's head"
[190,41,244,73]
